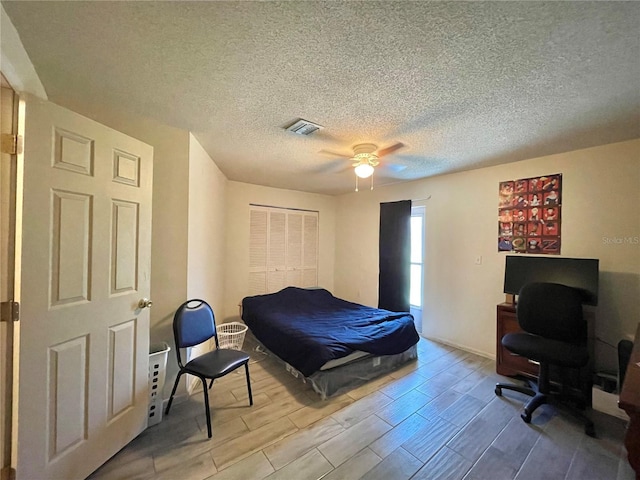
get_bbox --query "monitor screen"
[504,256,599,306]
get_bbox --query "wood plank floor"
[88,335,635,480]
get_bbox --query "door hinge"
[0,301,19,322]
[0,133,22,155]
[0,467,16,480]
[1,465,16,480]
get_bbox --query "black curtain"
[378,200,411,312]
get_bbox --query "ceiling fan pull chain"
[370,171,374,190]
[355,174,359,192]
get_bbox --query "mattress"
[319,350,370,370]
[242,286,419,377]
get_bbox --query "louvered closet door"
[302,213,318,287]
[248,206,318,296]
[267,211,286,292]
[249,209,268,295]
[286,213,303,287]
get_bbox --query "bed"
[241,286,420,398]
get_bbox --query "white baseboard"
[421,334,495,361]
[592,387,629,421]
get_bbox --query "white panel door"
[14,95,153,480]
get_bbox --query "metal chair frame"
[164,299,253,438]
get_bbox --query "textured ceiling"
[3,1,639,195]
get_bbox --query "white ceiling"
[3,1,639,195]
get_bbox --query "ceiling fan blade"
[377,142,405,157]
[384,163,408,173]
[318,149,352,158]
[312,159,350,174]
[333,163,352,174]
[376,162,408,178]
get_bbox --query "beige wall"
[0,3,47,99]
[335,139,640,371]
[187,134,228,314]
[223,182,337,321]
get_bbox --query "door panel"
[107,320,136,420]
[111,200,139,293]
[48,336,88,460]
[51,190,92,305]
[15,95,153,480]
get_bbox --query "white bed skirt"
[253,338,419,399]
[307,345,418,399]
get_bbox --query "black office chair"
[164,299,253,438]
[495,282,595,437]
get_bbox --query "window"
[410,206,425,333]
[249,205,318,295]
[410,206,425,308]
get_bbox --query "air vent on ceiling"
[285,119,323,136]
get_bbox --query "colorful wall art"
[498,173,562,254]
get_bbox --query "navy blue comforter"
[241,287,419,376]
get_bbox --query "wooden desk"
[619,323,640,479]
[496,303,538,378]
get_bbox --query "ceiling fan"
[319,142,407,191]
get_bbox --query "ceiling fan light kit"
[354,171,375,192]
[354,162,375,178]
[351,143,379,191]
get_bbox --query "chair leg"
[165,371,184,415]
[245,362,253,406]
[495,379,535,398]
[522,392,548,423]
[200,376,212,439]
[208,379,214,389]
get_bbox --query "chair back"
[173,299,218,366]
[517,282,586,344]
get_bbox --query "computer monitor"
[504,255,599,306]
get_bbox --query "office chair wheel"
[585,423,596,437]
[495,386,502,397]
[521,411,532,423]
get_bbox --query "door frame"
[0,73,21,480]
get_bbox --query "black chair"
[164,299,253,438]
[495,282,595,437]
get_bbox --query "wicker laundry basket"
[217,322,248,350]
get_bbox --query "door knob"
[138,298,153,309]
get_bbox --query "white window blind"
[249,206,319,295]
